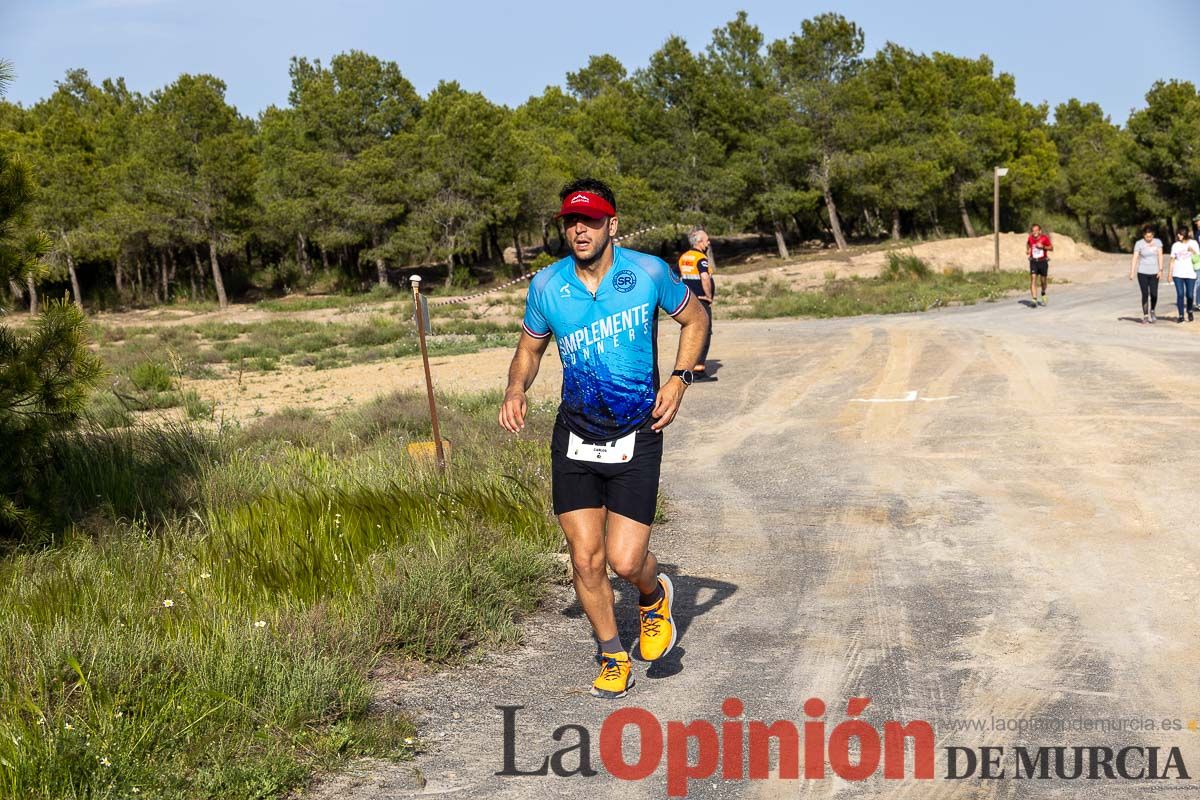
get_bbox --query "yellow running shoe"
[638,573,677,661]
[591,652,634,699]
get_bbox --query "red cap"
[557,191,615,219]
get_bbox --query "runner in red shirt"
[1026,224,1054,307]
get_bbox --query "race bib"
[567,430,637,463]
[1032,246,1044,259]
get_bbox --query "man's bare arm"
[700,271,714,302]
[499,332,551,432]
[651,294,709,431]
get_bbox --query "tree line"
[1,11,1197,311]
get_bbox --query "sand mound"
[899,232,1099,272]
[725,232,1105,291]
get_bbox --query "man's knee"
[607,550,647,582]
[571,548,607,582]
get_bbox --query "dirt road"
[309,256,1200,798]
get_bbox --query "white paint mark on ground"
[851,390,919,403]
[850,390,958,403]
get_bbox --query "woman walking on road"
[1192,224,1200,311]
[1130,225,1163,323]
[1168,227,1199,323]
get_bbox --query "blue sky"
[1,0,1196,124]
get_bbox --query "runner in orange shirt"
[677,228,716,381]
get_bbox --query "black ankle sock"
[598,634,623,656]
[639,583,664,607]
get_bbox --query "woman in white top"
[1168,227,1199,323]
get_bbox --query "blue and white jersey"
[523,247,692,441]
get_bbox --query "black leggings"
[696,300,712,367]
[1137,272,1158,314]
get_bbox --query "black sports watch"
[670,369,694,386]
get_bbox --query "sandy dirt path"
[308,253,1200,798]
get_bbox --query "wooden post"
[410,276,445,470]
[993,167,1008,272]
[988,169,998,272]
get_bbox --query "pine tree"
[0,61,103,539]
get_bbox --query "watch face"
[677,369,694,385]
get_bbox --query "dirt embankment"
[720,232,1106,292]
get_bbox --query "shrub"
[182,390,214,420]
[882,252,931,281]
[129,361,174,392]
[192,322,245,341]
[528,252,557,271]
[367,283,399,301]
[347,319,406,348]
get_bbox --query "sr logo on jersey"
[613,269,637,293]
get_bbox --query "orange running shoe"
[591,652,634,699]
[638,574,677,661]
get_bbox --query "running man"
[677,228,717,381]
[1129,225,1163,323]
[1027,224,1053,306]
[498,178,708,699]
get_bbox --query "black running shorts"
[1029,258,1049,276]
[550,419,663,526]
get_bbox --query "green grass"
[0,391,560,799]
[734,266,1033,319]
[93,315,519,378]
[84,393,135,429]
[166,299,221,313]
[255,295,362,313]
